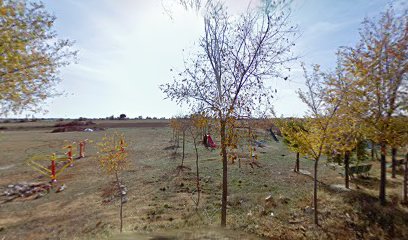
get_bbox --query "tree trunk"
[175,131,177,147]
[220,119,228,227]
[177,131,180,148]
[193,138,200,207]
[380,143,387,206]
[371,140,375,161]
[294,152,300,172]
[248,126,252,146]
[345,151,350,189]
[203,134,207,147]
[313,159,319,225]
[391,148,397,178]
[115,171,123,233]
[403,153,407,204]
[172,128,175,143]
[181,130,185,167]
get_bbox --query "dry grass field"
[0,120,407,239]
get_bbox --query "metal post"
[51,154,57,182]
[67,145,73,166]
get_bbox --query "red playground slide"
[206,134,217,149]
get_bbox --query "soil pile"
[51,120,104,133]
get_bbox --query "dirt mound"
[51,120,104,133]
[54,120,96,128]
[97,121,168,128]
[51,126,105,133]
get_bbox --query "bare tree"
[161,0,297,227]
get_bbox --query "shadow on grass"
[297,170,408,239]
[163,145,177,151]
[344,190,407,238]
[320,178,408,239]
[352,176,400,191]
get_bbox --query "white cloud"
[12,0,391,119]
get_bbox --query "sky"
[19,0,402,119]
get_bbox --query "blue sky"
[25,0,399,119]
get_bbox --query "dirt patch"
[101,181,128,204]
[0,119,170,131]
[51,120,168,133]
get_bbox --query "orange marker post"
[66,145,73,167]
[79,141,85,158]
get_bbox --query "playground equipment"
[206,134,217,149]
[27,153,73,183]
[62,140,93,164]
[234,126,258,161]
[26,140,88,183]
[63,144,74,167]
[79,141,85,158]
[78,139,90,158]
[268,128,279,142]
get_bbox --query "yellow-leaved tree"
[97,132,128,232]
[188,113,208,206]
[323,54,368,189]
[276,118,308,173]
[340,7,407,205]
[294,63,341,225]
[169,117,181,148]
[388,117,408,203]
